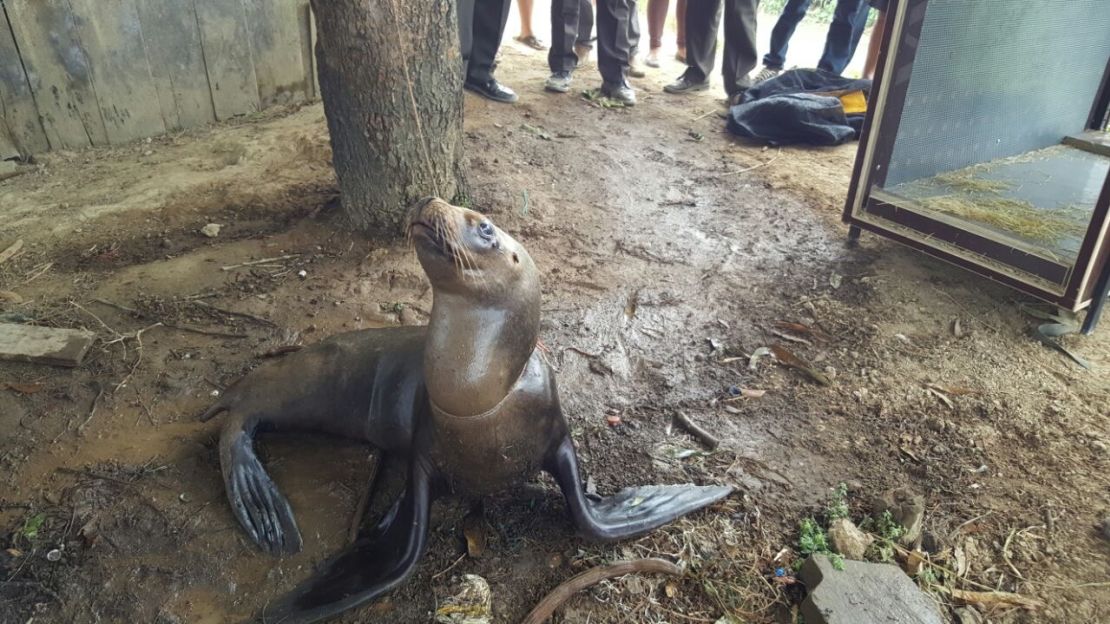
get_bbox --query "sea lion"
[203,198,732,623]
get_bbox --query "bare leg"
[863,9,886,80]
[646,0,669,65]
[519,0,535,37]
[676,0,687,61]
[516,0,547,49]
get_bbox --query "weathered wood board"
[296,0,317,100]
[193,0,261,120]
[0,119,19,160]
[2,0,314,155]
[242,0,307,107]
[309,2,320,98]
[1064,130,1110,159]
[5,0,108,149]
[68,0,166,144]
[0,323,96,367]
[133,0,217,130]
[0,10,49,156]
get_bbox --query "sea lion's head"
[407,197,542,417]
[407,197,538,303]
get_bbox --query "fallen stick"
[90,298,138,314]
[940,587,1045,611]
[164,323,248,339]
[77,384,106,435]
[520,559,683,624]
[0,239,24,264]
[191,301,276,328]
[674,412,720,450]
[114,323,163,392]
[259,344,304,358]
[220,254,301,271]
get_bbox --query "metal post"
[1081,262,1110,334]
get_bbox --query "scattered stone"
[953,606,984,624]
[800,555,943,624]
[0,290,23,303]
[46,549,62,562]
[154,609,183,624]
[435,574,492,624]
[1099,517,1110,541]
[874,488,925,547]
[828,518,874,560]
[0,160,30,181]
[400,306,422,326]
[298,269,308,279]
[921,530,944,554]
[200,223,221,238]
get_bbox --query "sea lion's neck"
[424,291,539,417]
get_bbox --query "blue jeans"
[762,0,869,75]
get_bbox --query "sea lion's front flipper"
[260,460,434,624]
[546,436,732,542]
[222,428,303,555]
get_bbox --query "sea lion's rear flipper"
[260,461,433,624]
[222,429,303,555]
[546,436,732,542]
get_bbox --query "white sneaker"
[752,66,781,84]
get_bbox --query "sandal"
[515,35,547,51]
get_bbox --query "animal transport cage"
[843,0,1110,333]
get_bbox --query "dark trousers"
[458,0,512,83]
[578,0,595,45]
[684,0,759,96]
[551,0,632,83]
[763,0,869,75]
[628,0,641,56]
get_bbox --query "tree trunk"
[310,0,467,234]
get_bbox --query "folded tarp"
[727,69,873,146]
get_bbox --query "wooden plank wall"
[0,0,317,158]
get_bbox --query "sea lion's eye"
[477,221,494,239]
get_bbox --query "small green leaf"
[20,513,46,541]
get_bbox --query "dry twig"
[191,301,276,328]
[77,384,106,435]
[164,323,247,339]
[114,323,163,392]
[674,412,720,450]
[220,254,301,271]
[520,559,683,624]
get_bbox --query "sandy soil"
[1,13,1109,624]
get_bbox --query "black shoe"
[601,81,636,106]
[663,74,710,94]
[465,78,518,103]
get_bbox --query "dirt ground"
[2,16,1109,624]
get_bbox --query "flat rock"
[0,322,96,367]
[800,555,943,624]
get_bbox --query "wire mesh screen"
[885,0,1110,187]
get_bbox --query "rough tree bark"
[310,0,468,234]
